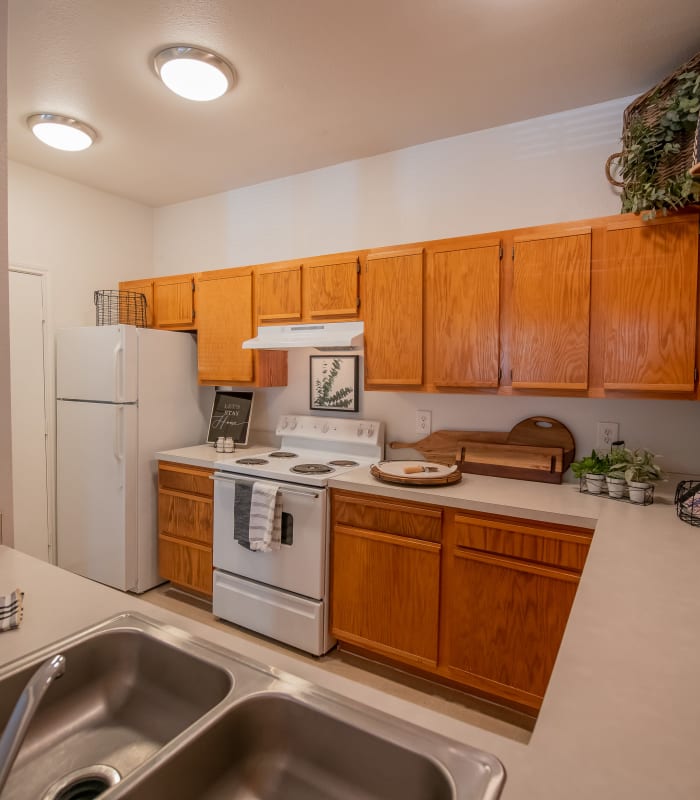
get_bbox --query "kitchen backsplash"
[237,349,700,476]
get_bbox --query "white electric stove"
[212,415,384,655]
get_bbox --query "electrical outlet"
[596,421,619,453]
[416,410,432,435]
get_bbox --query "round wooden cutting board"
[370,461,462,486]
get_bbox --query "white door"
[56,325,138,402]
[56,400,138,590]
[9,269,51,561]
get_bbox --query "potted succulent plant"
[570,450,609,494]
[607,448,665,504]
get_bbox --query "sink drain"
[41,765,121,800]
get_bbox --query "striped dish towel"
[0,588,24,632]
[248,482,282,552]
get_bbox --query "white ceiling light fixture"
[27,113,97,151]
[154,45,235,102]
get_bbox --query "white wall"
[0,4,13,544]
[151,96,698,475]
[8,161,154,330]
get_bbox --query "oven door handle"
[212,472,320,499]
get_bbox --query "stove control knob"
[322,423,329,433]
[289,418,298,430]
[280,417,288,429]
[366,426,374,437]
[356,425,365,437]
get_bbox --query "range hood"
[242,321,364,351]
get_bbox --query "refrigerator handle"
[114,406,124,462]
[113,340,124,402]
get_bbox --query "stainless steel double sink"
[0,614,505,800]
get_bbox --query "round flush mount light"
[154,45,235,101]
[27,113,97,151]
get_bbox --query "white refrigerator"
[56,325,206,593]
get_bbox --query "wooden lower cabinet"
[158,461,214,597]
[331,491,442,669]
[330,490,593,713]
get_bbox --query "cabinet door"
[602,217,698,392]
[363,248,423,386]
[511,229,591,390]
[304,257,360,320]
[332,526,441,668]
[118,279,154,327]
[197,268,255,384]
[428,240,501,387]
[257,263,302,324]
[153,274,195,329]
[444,548,578,705]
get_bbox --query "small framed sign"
[207,390,254,445]
[309,356,359,412]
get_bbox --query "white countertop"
[3,451,700,798]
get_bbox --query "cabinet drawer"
[158,492,212,545]
[453,513,592,572]
[333,491,442,543]
[158,536,213,596]
[158,463,213,497]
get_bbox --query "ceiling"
[7,0,700,208]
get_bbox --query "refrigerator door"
[56,325,138,402]
[57,399,138,590]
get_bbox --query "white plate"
[374,460,458,478]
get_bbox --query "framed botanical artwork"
[309,356,359,412]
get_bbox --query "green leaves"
[620,68,700,214]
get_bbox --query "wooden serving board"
[370,462,462,486]
[390,417,575,483]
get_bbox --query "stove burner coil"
[327,459,359,467]
[291,463,334,474]
[268,451,298,458]
[235,457,269,465]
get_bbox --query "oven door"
[212,472,328,600]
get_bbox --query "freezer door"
[57,400,138,590]
[56,325,138,402]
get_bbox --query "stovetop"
[214,415,384,487]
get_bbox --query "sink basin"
[107,689,505,800]
[0,613,505,800]
[0,616,233,800]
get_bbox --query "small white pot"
[627,480,651,504]
[606,476,627,499]
[584,473,605,494]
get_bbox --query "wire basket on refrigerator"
[674,480,700,526]
[94,290,147,327]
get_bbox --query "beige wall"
[0,2,13,544]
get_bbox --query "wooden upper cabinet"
[601,216,698,393]
[153,274,196,329]
[256,262,302,325]
[511,228,591,390]
[363,248,424,386]
[427,239,501,388]
[197,267,255,384]
[303,255,360,320]
[197,267,287,387]
[118,279,155,327]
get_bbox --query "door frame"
[8,265,55,562]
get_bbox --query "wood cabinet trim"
[430,237,502,254]
[335,524,442,554]
[159,532,211,553]
[330,629,438,669]
[158,487,213,505]
[452,512,593,541]
[334,491,443,520]
[513,225,592,243]
[366,246,425,261]
[452,547,580,581]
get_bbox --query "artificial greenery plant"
[606,448,665,485]
[570,450,609,478]
[620,70,700,216]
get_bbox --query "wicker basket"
[94,289,147,327]
[605,51,700,206]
